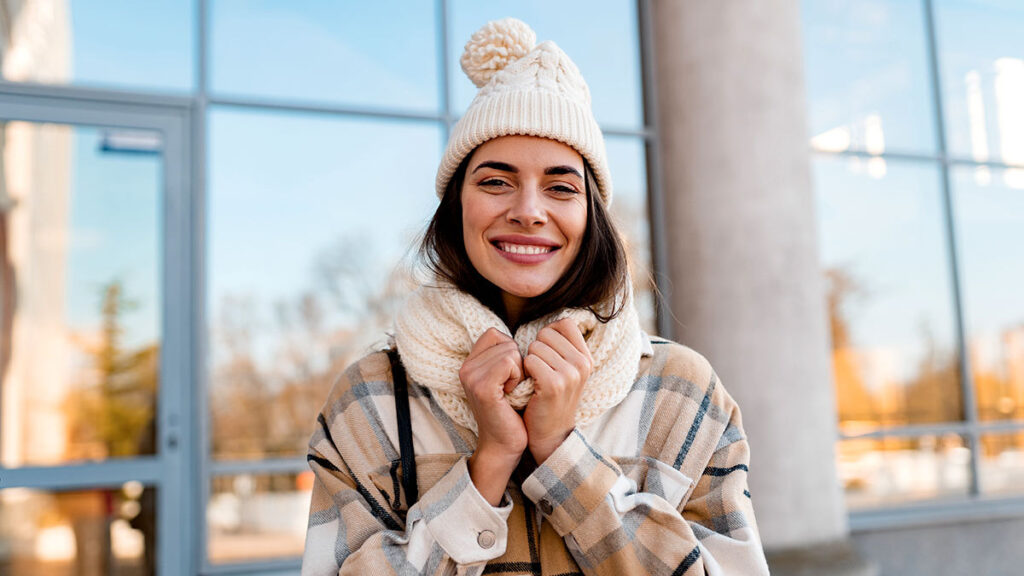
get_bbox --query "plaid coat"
[302,335,769,575]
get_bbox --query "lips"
[496,242,554,255]
[489,235,561,264]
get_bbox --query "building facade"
[0,1,1021,575]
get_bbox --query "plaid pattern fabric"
[302,337,769,575]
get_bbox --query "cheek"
[563,206,589,251]
[460,198,492,257]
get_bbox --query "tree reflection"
[825,266,962,431]
[65,280,157,461]
[211,235,413,460]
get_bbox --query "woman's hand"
[523,318,593,464]
[460,328,528,505]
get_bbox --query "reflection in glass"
[0,484,156,576]
[605,136,655,334]
[0,0,193,92]
[448,0,643,129]
[209,1,438,111]
[838,435,970,510]
[207,108,441,461]
[935,0,1024,165]
[802,0,936,154]
[207,472,311,564]
[814,156,962,434]
[951,166,1024,421]
[979,431,1024,496]
[0,121,161,468]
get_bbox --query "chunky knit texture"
[393,283,642,434]
[437,18,613,206]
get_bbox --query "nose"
[506,184,546,226]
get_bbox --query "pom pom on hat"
[460,18,537,88]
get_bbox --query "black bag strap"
[386,348,418,507]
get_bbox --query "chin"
[496,279,558,299]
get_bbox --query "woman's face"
[461,135,588,317]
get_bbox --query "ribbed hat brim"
[436,90,612,206]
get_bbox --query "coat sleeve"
[301,397,512,575]
[520,402,769,575]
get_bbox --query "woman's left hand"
[523,318,593,464]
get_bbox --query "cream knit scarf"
[393,282,643,434]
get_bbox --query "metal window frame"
[815,0,1024,533]
[195,1,662,573]
[0,79,197,576]
[0,1,661,574]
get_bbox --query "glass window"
[0,121,161,468]
[605,136,655,333]
[448,0,643,129]
[935,0,1024,164]
[207,107,441,461]
[802,0,937,154]
[0,1,193,92]
[0,484,157,576]
[950,165,1024,422]
[208,1,440,112]
[814,156,962,434]
[979,431,1024,496]
[207,472,311,564]
[838,434,970,509]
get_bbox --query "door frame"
[0,80,198,576]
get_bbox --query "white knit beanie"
[436,18,613,206]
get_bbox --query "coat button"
[539,499,554,515]
[477,530,496,549]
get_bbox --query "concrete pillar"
[648,1,874,573]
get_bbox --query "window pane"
[448,0,643,129]
[0,484,157,576]
[1,1,193,92]
[209,1,439,112]
[951,166,1024,422]
[838,434,970,510]
[979,430,1024,496]
[207,472,311,564]
[207,108,441,460]
[935,0,1024,164]
[605,136,655,334]
[802,0,937,154]
[0,121,161,468]
[814,156,962,434]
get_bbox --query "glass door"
[0,86,194,576]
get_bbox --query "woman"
[302,18,769,576]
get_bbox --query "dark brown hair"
[419,150,628,327]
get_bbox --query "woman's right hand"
[460,328,528,505]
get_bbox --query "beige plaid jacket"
[301,336,769,575]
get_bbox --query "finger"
[470,341,521,377]
[536,325,583,365]
[527,340,574,383]
[468,327,512,357]
[503,351,525,394]
[490,354,523,401]
[475,338,518,361]
[546,319,591,361]
[524,353,558,395]
[461,340,519,387]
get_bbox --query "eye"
[479,178,510,189]
[549,184,580,196]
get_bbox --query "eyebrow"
[471,161,583,179]
[544,165,583,178]
[472,161,517,174]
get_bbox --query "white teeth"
[498,242,553,255]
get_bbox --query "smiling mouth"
[495,242,558,255]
